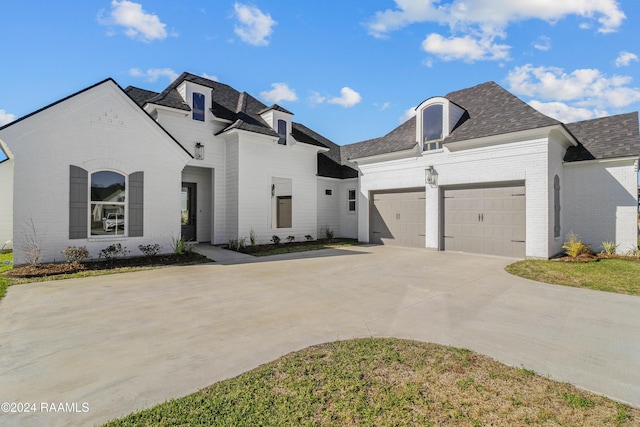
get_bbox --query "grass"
[0,252,12,300]
[103,338,638,426]
[243,238,360,257]
[505,258,640,296]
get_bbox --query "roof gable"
[564,112,640,161]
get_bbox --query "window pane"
[277,119,286,145]
[349,201,356,212]
[193,92,205,121]
[348,189,356,200]
[422,104,443,144]
[91,203,125,236]
[91,171,125,202]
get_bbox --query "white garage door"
[443,184,526,258]
[370,189,426,248]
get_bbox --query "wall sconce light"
[195,142,204,160]
[271,184,275,197]
[426,166,438,187]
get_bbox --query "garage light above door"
[426,166,438,187]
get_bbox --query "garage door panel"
[370,189,426,248]
[443,184,525,258]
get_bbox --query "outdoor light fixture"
[195,142,204,160]
[426,166,438,187]
[271,184,275,197]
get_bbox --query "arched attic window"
[417,98,467,152]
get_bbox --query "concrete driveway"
[1,245,639,426]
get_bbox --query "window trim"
[347,188,357,214]
[88,170,128,239]
[192,92,205,122]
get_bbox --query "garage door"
[443,185,525,257]
[370,189,426,247]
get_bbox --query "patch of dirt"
[4,252,210,278]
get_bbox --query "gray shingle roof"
[564,112,640,161]
[258,104,294,115]
[343,79,639,162]
[292,123,358,179]
[341,119,416,160]
[124,86,159,108]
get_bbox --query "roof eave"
[445,125,564,152]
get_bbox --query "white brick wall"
[0,157,13,249]
[564,158,638,254]
[1,80,190,264]
[357,137,556,258]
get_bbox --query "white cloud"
[260,83,298,103]
[376,102,390,111]
[100,0,168,42]
[528,100,605,123]
[233,3,276,46]
[129,67,178,82]
[615,51,639,67]
[532,35,551,51]
[0,109,15,126]
[422,32,510,62]
[367,0,625,37]
[367,0,624,62]
[201,73,218,81]
[400,107,417,123]
[308,91,326,105]
[327,87,362,108]
[506,64,640,119]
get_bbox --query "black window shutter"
[128,172,144,237]
[69,165,88,239]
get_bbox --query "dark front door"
[181,183,197,241]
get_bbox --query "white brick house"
[0,75,637,263]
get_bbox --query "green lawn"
[505,258,640,296]
[0,252,12,300]
[103,338,637,426]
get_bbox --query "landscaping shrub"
[227,237,246,252]
[320,224,334,240]
[562,232,592,258]
[61,246,90,263]
[286,235,295,243]
[172,237,195,255]
[271,235,281,245]
[600,241,619,255]
[305,234,313,242]
[138,244,161,257]
[99,244,129,261]
[249,228,257,246]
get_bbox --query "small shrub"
[600,241,619,255]
[320,224,334,240]
[305,234,313,242]
[286,235,295,243]
[171,237,195,255]
[99,244,129,261]
[562,232,592,258]
[138,243,161,257]
[625,247,640,257]
[249,228,257,246]
[61,246,90,263]
[271,235,281,245]
[227,237,246,252]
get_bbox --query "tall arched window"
[90,171,126,236]
[554,175,561,238]
[422,104,443,151]
[192,92,205,121]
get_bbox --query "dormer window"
[192,92,205,121]
[416,97,467,152]
[277,119,287,145]
[422,104,444,151]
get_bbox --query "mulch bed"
[552,253,640,263]
[4,252,210,278]
[229,239,342,255]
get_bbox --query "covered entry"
[443,183,526,257]
[370,188,426,247]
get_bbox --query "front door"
[181,183,197,241]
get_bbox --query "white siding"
[357,137,553,258]
[317,178,340,239]
[0,158,13,249]
[564,159,638,254]
[1,81,189,265]
[225,138,239,242]
[236,133,319,244]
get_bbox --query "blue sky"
[1,0,639,165]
